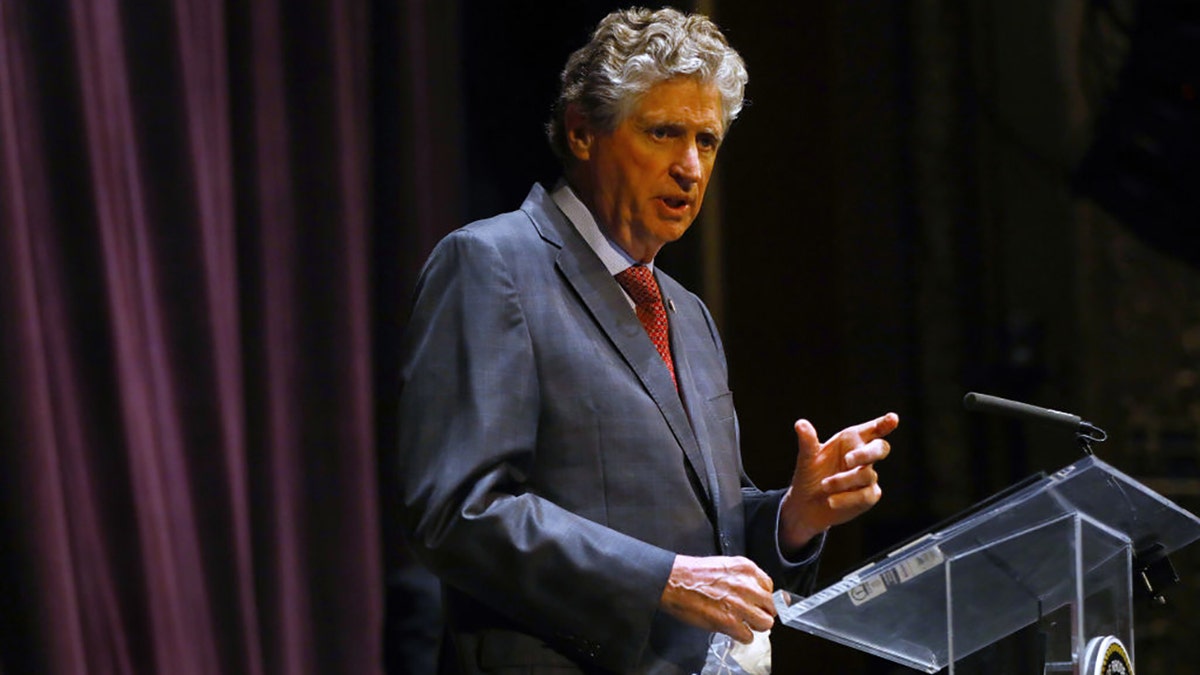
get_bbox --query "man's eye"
[650,127,670,139]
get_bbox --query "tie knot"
[615,265,660,307]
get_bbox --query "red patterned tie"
[615,265,676,387]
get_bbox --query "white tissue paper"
[700,630,771,675]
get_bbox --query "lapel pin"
[668,299,676,313]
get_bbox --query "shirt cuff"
[775,500,826,567]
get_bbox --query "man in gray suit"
[397,7,898,674]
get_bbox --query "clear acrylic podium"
[774,456,1200,673]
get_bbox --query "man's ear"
[564,103,594,162]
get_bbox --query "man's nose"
[670,143,703,188]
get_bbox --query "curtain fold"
[0,1,383,672]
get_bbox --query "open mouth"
[661,196,689,209]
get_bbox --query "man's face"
[569,77,724,262]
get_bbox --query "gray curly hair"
[546,7,749,162]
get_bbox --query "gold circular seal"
[1084,635,1133,675]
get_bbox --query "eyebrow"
[641,118,725,141]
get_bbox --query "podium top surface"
[774,455,1200,672]
[841,455,1200,585]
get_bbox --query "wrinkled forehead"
[621,76,726,132]
[635,81,723,130]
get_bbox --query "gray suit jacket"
[398,184,820,674]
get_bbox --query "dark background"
[2,0,1198,673]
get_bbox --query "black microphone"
[963,392,1107,453]
[963,392,1081,431]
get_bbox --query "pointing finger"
[847,412,899,443]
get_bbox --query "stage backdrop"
[0,0,410,671]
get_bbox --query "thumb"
[793,419,820,458]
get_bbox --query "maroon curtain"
[0,0,395,672]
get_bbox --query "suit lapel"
[660,275,726,524]
[522,187,715,505]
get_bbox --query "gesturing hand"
[659,554,776,644]
[779,412,899,551]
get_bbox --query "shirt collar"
[550,180,649,275]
